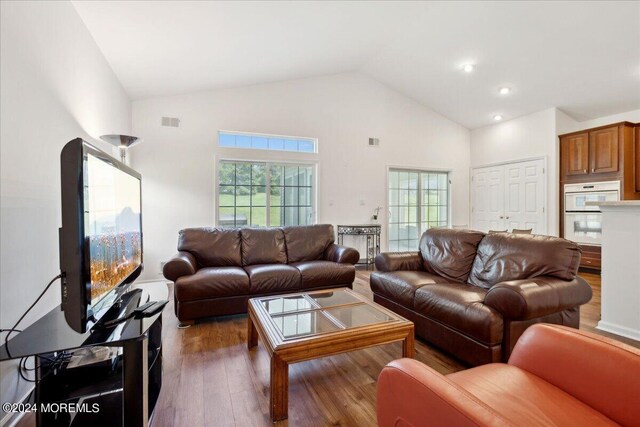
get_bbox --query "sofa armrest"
[509,324,640,427]
[377,358,511,427]
[375,252,423,272]
[163,251,197,282]
[483,275,592,320]
[323,243,360,264]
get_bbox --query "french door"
[387,169,450,251]
[471,158,546,233]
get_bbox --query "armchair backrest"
[509,324,640,427]
[467,233,581,289]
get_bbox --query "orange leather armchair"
[377,324,640,427]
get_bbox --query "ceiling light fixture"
[462,64,474,73]
[499,87,511,95]
[493,114,503,121]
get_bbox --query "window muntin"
[218,161,314,228]
[218,131,317,153]
[388,169,449,251]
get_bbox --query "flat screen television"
[59,138,143,333]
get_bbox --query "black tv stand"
[92,288,144,330]
[0,282,167,427]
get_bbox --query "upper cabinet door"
[589,126,619,174]
[561,133,589,176]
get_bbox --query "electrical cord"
[2,273,63,360]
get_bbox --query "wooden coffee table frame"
[247,288,415,421]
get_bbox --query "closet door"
[471,159,546,234]
[503,159,546,234]
[471,166,505,232]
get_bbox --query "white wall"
[557,108,640,135]
[0,1,131,421]
[131,72,470,280]
[470,108,559,234]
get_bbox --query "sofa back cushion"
[240,228,287,265]
[177,228,242,268]
[419,228,486,283]
[468,233,581,289]
[284,224,334,263]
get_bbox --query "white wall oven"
[564,181,620,245]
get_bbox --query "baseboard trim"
[596,321,640,341]
[1,386,34,427]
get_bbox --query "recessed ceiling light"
[462,64,474,73]
[493,114,503,121]
[499,87,511,95]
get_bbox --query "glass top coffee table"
[247,287,415,421]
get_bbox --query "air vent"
[368,137,380,147]
[161,116,180,127]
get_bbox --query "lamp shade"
[99,134,143,149]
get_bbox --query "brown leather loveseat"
[163,224,359,324]
[370,228,592,366]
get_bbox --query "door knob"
[583,169,587,173]
[499,216,504,219]
[506,216,510,219]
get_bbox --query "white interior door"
[471,159,546,234]
[503,159,546,233]
[471,165,504,231]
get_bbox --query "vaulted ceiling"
[72,1,640,129]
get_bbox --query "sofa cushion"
[370,271,457,310]
[175,267,249,301]
[241,228,287,266]
[419,229,485,283]
[178,228,242,267]
[283,224,334,263]
[292,260,355,289]
[244,264,301,293]
[447,364,617,426]
[468,233,581,289]
[414,283,503,345]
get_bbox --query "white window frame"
[218,130,318,154]
[385,166,452,251]
[215,157,318,227]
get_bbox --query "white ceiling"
[72,1,640,129]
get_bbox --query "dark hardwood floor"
[14,271,639,427]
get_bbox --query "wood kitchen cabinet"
[589,126,619,174]
[561,132,589,176]
[560,125,623,179]
[559,121,639,272]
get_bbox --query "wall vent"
[161,116,180,127]
[368,137,380,147]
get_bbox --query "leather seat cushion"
[448,364,617,426]
[370,271,456,309]
[240,228,287,265]
[175,267,249,301]
[468,233,581,289]
[283,224,334,263]
[414,283,503,345]
[292,261,355,288]
[178,227,242,267]
[419,228,485,283]
[244,264,301,293]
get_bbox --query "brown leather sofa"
[377,324,640,427]
[163,224,359,324]
[370,228,592,366]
